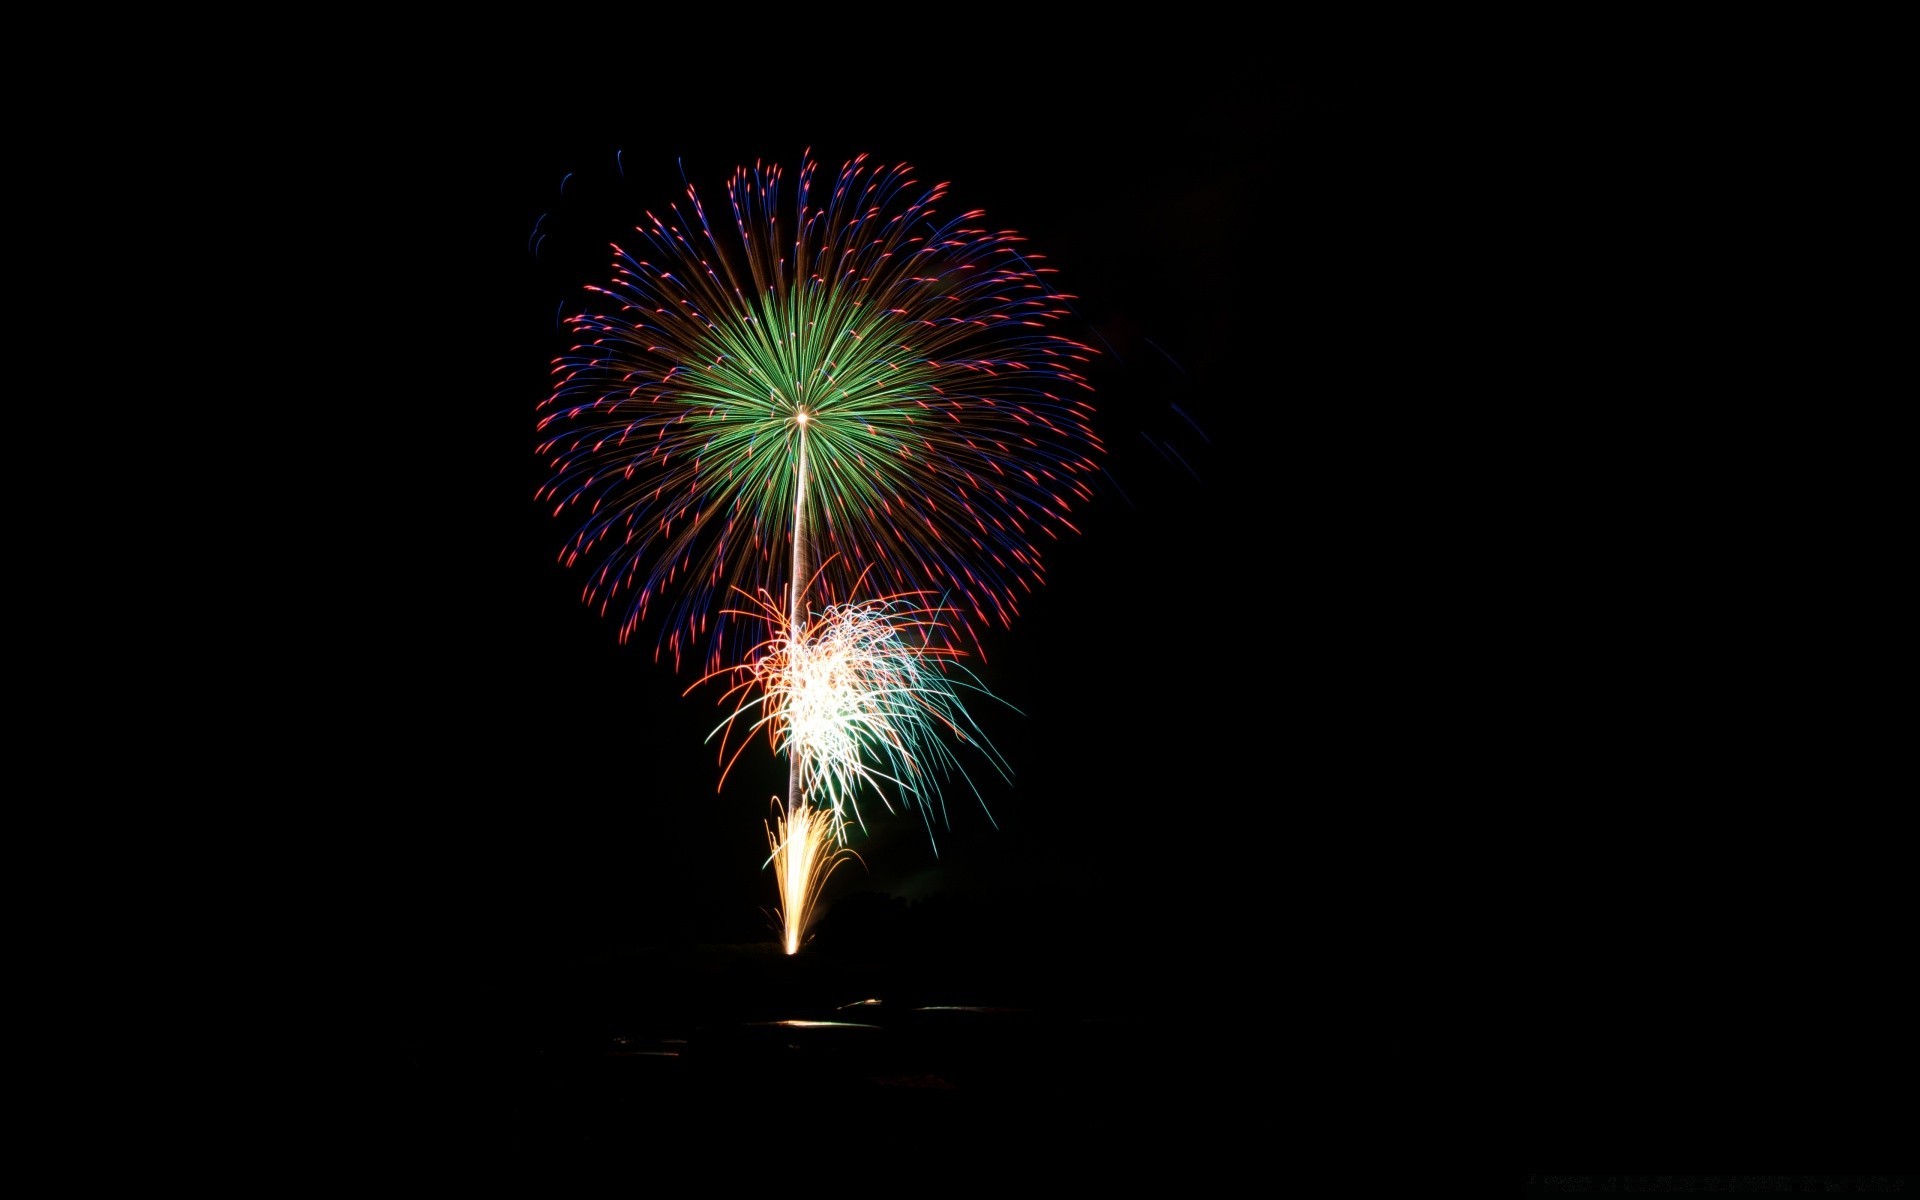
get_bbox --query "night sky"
[345,79,1404,984]
[321,65,1900,1178]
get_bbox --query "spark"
[697,574,1011,850]
[766,800,856,956]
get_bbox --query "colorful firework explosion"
[696,578,1011,851]
[536,152,1103,673]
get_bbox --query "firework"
[765,799,857,955]
[697,577,1011,851]
[536,152,1093,953]
[536,152,1103,673]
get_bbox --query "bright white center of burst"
[795,410,809,425]
[785,638,863,763]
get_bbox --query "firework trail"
[536,152,1103,674]
[765,800,857,956]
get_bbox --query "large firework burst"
[536,152,1102,673]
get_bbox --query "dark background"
[346,85,1402,978]
[305,63,1901,1177]
[323,72,1422,1172]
